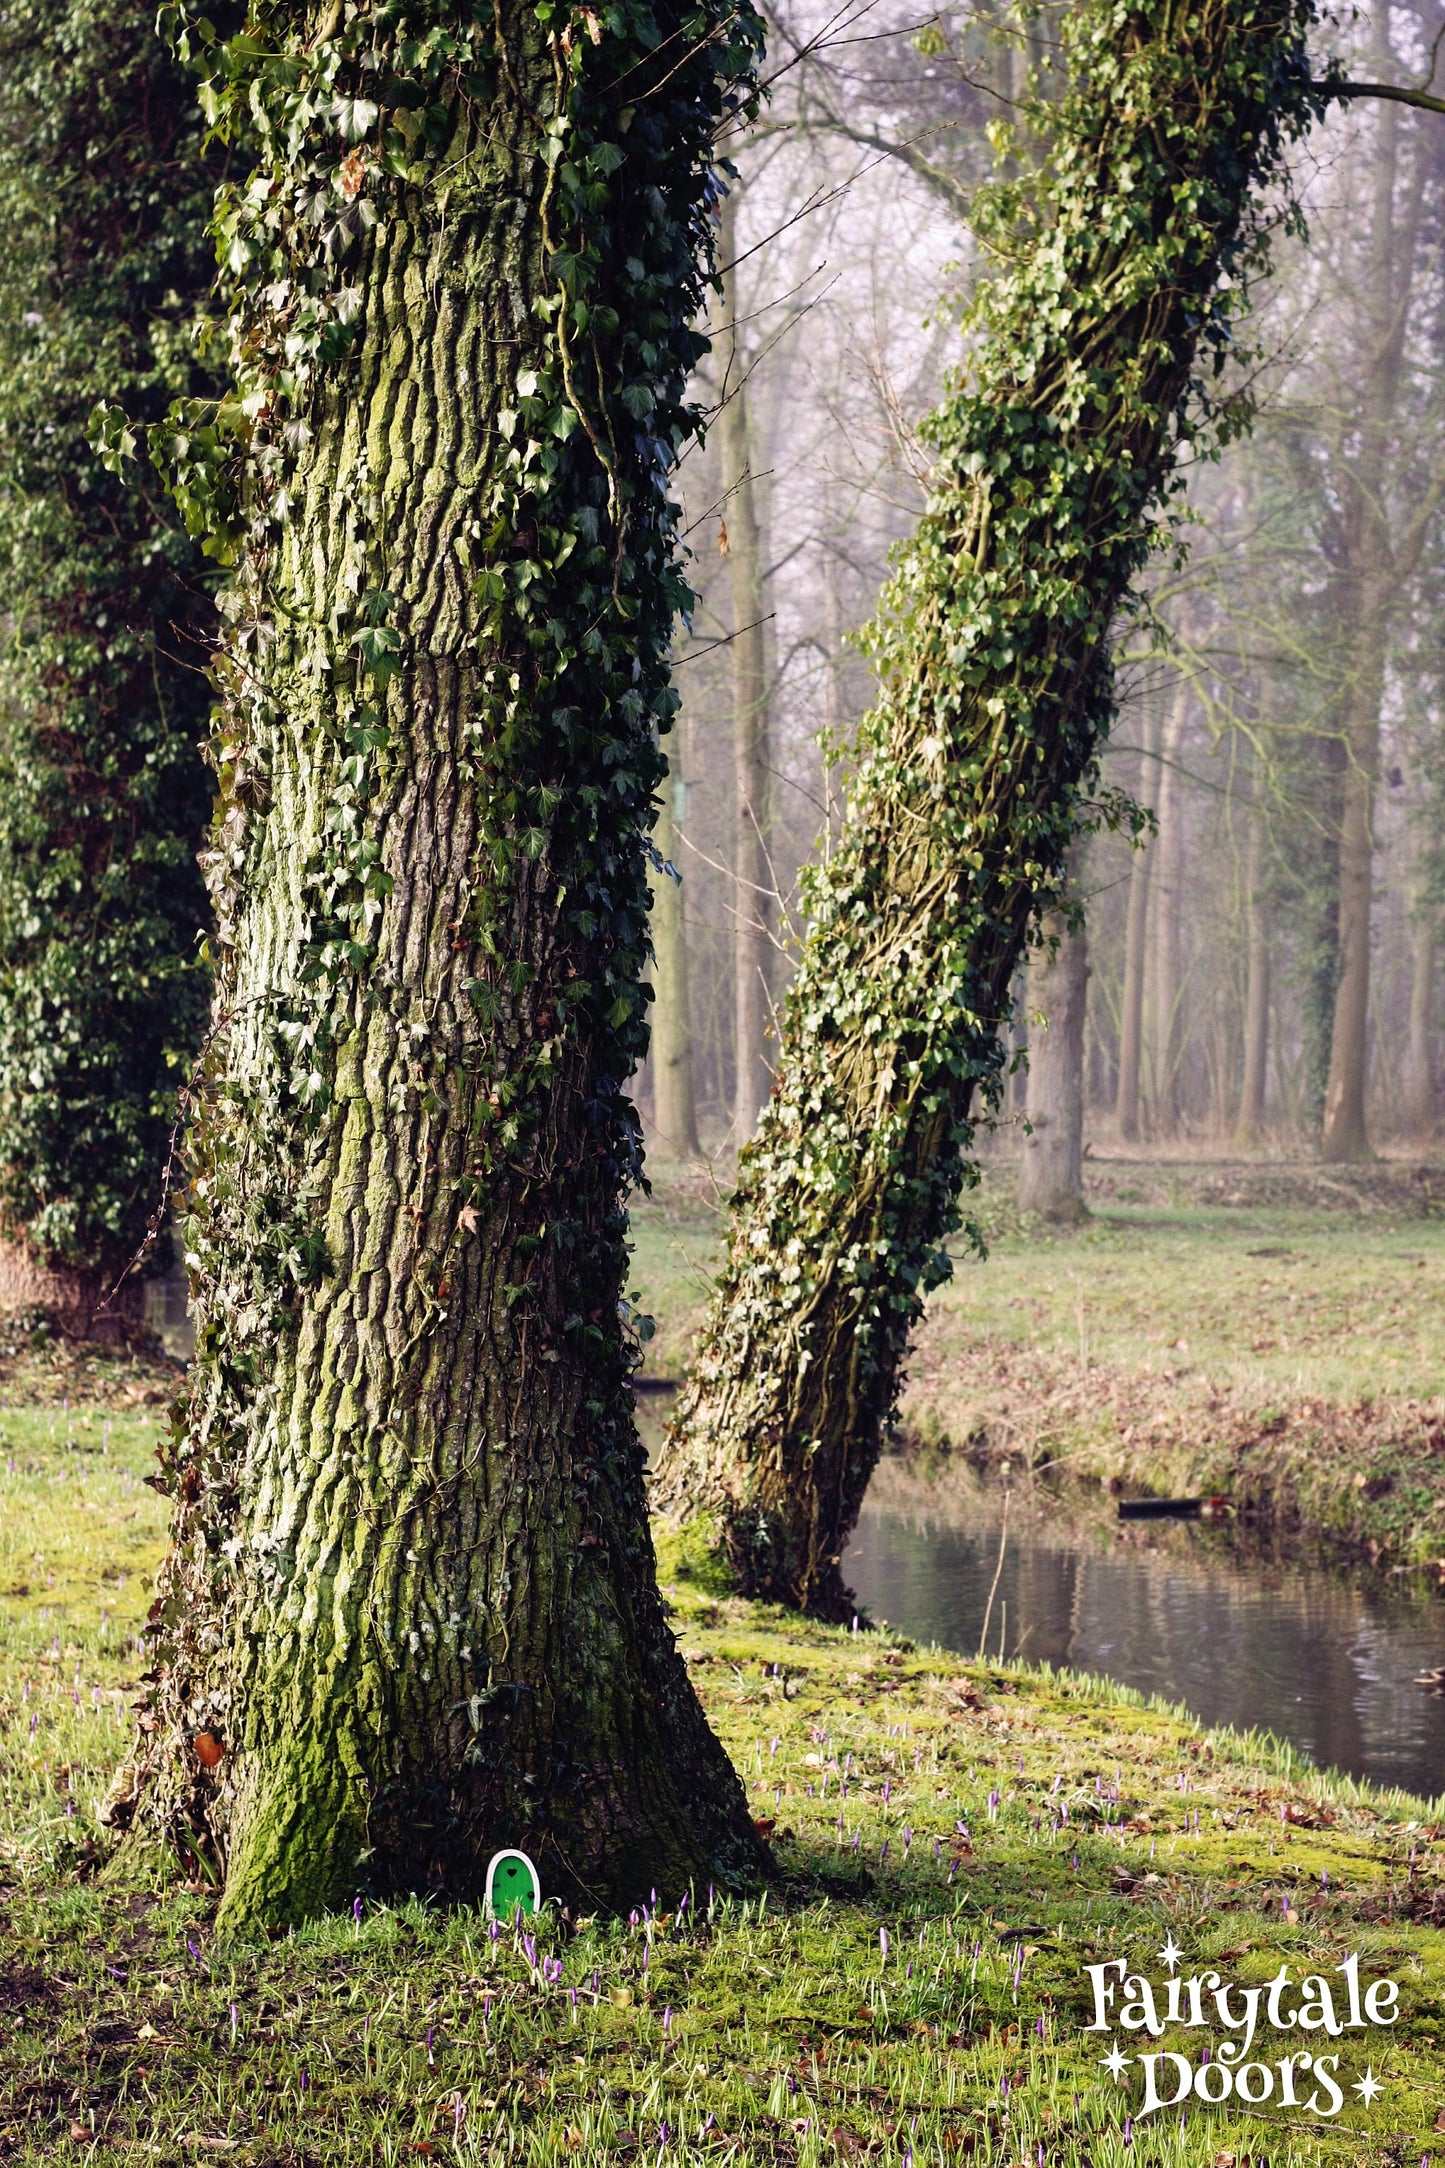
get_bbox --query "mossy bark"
[105,8,764,1928]
[653,0,1321,1615]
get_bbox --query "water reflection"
[843,1472,1445,1801]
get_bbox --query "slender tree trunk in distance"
[1145,676,1188,1137]
[1321,609,1387,1160]
[717,188,773,1142]
[1235,799,1271,1146]
[1320,42,1428,1163]
[1018,848,1089,1223]
[650,743,702,1159]
[1115,706,1159,1141]
[654,0,1323,1614]
[104,0,766,1928]
[1405,901,1437,1139]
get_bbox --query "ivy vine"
[659,0,1330,1613]
[0,0,220,1282]
[95,0,765,1894]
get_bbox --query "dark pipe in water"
[1117,1496,1232,1522]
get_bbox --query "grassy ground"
[630,1156,1445,1569]
[5,1386,1445,2162]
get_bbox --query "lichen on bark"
[101,0,767,1928]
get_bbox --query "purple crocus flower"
[879,1927,890,1961]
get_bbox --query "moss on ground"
[3,1407,1445,2162]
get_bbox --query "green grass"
[629,1158,1445,1405]
[628,1160,1445,1567]
[922,1202,1445,1407]
[5,1406,1445,2162]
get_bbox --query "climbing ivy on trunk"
[99,0,766,1927]
[654,0,1326,1616]
[0,0,218,1295]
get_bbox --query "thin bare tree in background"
[1018,845,1089,1222]
[1113,708,1158,1142]
[718,183,776,1141]
[650,737,703,1158]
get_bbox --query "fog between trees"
[639,0,1445,1191]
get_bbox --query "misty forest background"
[638,0,1445,1181]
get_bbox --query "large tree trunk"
[1234,799,1271,1146]
[1114,708,1159,1141]
[104,0,765,1929]
[1018,849,1088,1223]
[0,1243,147,1345]
[653,0,1322,1614]
[650,741,702,1159]
[717,189,773,1142]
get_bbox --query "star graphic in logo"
[1157,1933,1183,1973]
[1100,2043,1131,2083]
[1352,2067,1383,2106]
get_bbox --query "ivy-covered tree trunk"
[0,0,216,1333]
[103,0,765,1928]
[654,0,1322,1614]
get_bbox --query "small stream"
[842,1473,1445,1801]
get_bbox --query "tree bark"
[1320,612,1387,1161]
[104,0,765,1928]
[653,0,1322,1614]
[717,188,773,1142]
[1235,797,1270,1146]
[1114,706,1159,1141]
[649,743,702,1159]
[1144,676,1188,1138]
[1320,27,1439,1162]
[1404,900,1437,1139]
[1018,849,1088,1223]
